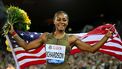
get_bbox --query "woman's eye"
[57,19,61,21]
[63,19,66,22]
[63,18,67,22]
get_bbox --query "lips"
[57,24,65,30]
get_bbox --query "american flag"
[8,24,122,69]
[9,32,46,69]
[70,24,122,61]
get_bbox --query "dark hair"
[52,11,69,33]
[53,11,69,20]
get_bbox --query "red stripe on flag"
[99,49,122,61]
[101,45,122,52]
[70,48,81,55]
[18,53,46,61]
[15,45,45,54]
[85,41,98,44]
[20,60,46,69]
[109,39,122,46]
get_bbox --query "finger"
[8,23,12,26]
[108,24,115,31]
[109,31,113,34]
[105,28,109,30]
[7,23,13,30]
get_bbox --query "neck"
[55,30,65,34]
[54,30,65,39]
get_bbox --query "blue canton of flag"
[9,31,42,48]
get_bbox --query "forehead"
[55,13,68,18]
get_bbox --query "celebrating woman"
[9,11,113,69]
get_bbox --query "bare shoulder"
[39,32,49,41]
[40,32,48,37]
[68,35,78,44]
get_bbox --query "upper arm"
[75,39,92,52]
[25,32,48,50]
[69,35,93,52]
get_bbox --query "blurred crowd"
[0,50,122,69]
[68,52,122,69]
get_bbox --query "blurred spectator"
[6,63,15,69]
[81,24,94,33]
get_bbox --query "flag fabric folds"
[14,45,46,69]
[9,32,46,69]
[70,24,122,61]
[8,24,122,69]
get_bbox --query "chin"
[58,28,65,31]
[58,29,64,32]
[57,27,66,31]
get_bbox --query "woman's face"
[54,13,68,31]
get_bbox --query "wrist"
[105,34,110,38]
[11,31,17,36]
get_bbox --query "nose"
[60,19,67,24]
[60,19,64,23]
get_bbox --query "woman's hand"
[105,30,113,38]
[105,25,115,38]
[9,23,15,34]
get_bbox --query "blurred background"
[2,0,122,33]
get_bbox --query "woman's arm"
[71,30,113,53]
[9,24,47,50]
[12,33,45,50]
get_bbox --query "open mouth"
[57,24,66,30]
[58,24,65,28]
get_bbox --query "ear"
[53,18,56,24]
